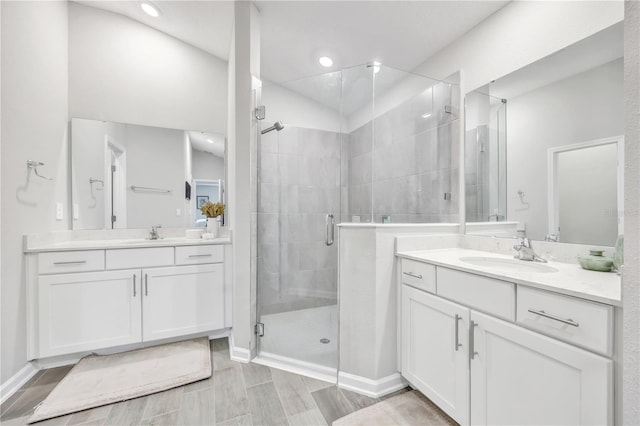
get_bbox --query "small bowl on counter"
[578,249,614,272]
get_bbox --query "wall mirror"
[71,118,225,230]
[464,22,624,246]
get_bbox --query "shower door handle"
[325,214,335,246]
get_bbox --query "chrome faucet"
[513,236,547,263]
[149,225,162,240]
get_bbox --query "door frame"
[547,135,624,240]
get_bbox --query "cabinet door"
[38,270,142,357]
[142,264,224,342]
[401,285,470,425]
[470,311,612,426]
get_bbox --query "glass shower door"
[256,71,345,378]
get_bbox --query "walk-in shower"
[253,64,461,381]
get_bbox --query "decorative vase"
[613,235,624,273]
[577,249,614,272]
[207,217,219,238]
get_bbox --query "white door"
[142,264,224,341]
[470,311,613,426]
[38,270,142,357]
[401,285,470,425]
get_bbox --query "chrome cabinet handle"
[188,254,212,258]
[470,321,479,360]
[145,274,148,296]
[403,272,423,279]
[528,309,579,327]
[454,314,462,351]
[53,260,87,265]
[325,214,335,246]
[133,274,136,297]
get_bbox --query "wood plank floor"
[0,338,420,425]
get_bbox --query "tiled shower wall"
[347,81,460,223]
[257,126,344,315]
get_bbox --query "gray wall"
[258,126,341,315]
[347,81,460,223]
[506,59,624,241]
[192,151,225,181]
[623,1,640,424]
[1,0,69,384]
[125,125,185,229]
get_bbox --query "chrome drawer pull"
[528,309,579,327]
[454,314,462,351]
[133,275,136,297]
[53,260,87,265]
[188,254,213,258]
[145,274,149,296]
[470,321,479,360]
[403,272,423,280]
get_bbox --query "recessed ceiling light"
[421,113,432,118]
[206,138,214,144]
[141,1,160,17]
[373,61,381,74]
[319,56,333,68]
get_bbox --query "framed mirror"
[465,22,624,245]
[71,118,225,230]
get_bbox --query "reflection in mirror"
[465,22,624,245]
[71,118,225,230]
[549,137,622,246]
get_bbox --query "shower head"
[261,121,284,135]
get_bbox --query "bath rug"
[332,390,456,426]
[28,337,211,423]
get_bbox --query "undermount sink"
[459,256,559,273]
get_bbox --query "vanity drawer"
[175,245,224,265]
[39,250,105,274]
[106,248,174,270]
[401,259,436,293]
[437,267,515,320]
[517,286,613,356]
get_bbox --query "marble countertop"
[24,236,231,253]
[397,248,621,306]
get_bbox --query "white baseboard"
[0,363,39,404]
[228,333,251,363]
[338,371,408,398]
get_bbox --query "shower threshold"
[252,352,337,385]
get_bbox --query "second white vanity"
[396,245,620,426]
[24,232,231,361]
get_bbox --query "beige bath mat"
[29,337,211,424]
[333,390,457,426]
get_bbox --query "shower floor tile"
[259,305,338,368]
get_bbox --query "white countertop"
[397,248,621,306]
[24,236,231,253]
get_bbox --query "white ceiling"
[257,0,509,83]
[73,0,508,84]
[188,131,225,157]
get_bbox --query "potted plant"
[199,201,225,237]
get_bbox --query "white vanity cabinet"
[38,270,142,357]
[142,264,224,341]
[401,285,470,425]
[470,311,612,426]
[398,258,614,426]
[28,243,227,360]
